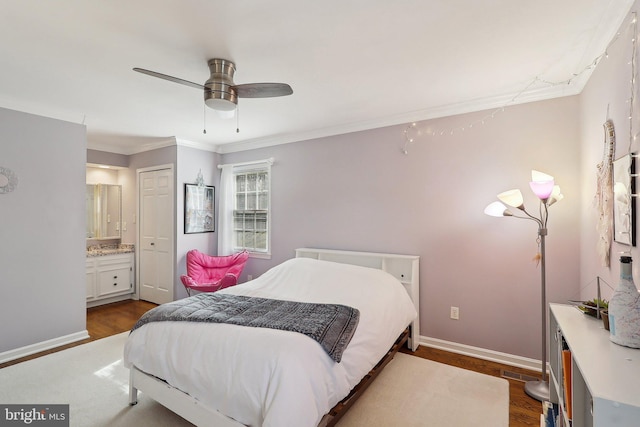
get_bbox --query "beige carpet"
[336,352,509,426]
[0,333,508,426]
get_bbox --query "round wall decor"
[0,166,18,194]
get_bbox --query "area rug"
[0,333,508,426]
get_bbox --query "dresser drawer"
[97,264,132,296]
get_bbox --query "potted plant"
[577,298,610,330]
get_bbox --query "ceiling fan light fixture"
[204,58,238,111]
[204,84,237,112]
[204,95,237,111]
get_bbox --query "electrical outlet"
[450,306,460,320]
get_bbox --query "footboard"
[129,366,243,427]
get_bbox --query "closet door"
[139,167,174,304]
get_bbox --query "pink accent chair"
[180,249,249,296]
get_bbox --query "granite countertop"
[87,243,135,257]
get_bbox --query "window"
[233,165,270,255]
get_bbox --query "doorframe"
[136,164,175,302]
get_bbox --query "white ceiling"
[0,1,634,154]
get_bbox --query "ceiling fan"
[133,58,293,113]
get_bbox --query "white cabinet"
[86,253,134,307]
[549,304,640,426]
[86,258,97,300]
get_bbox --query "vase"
[608,256,640,348]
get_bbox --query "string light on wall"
[402,122,417,154]
[628,12,637,153]
[402,12,636,155]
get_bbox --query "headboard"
[295,248,420,351]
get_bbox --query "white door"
[139,168,174,304]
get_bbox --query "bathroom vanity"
[86,182,135,307]
[86,246,134,307]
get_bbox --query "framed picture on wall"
[184,183,215,234]
[613,154,636,246]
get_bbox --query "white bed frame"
[129,248,420,427]
[294,248,420,351]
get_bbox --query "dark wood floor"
[2,300,541,426]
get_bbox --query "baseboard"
[87,294,133,308]
[419,335,545,373]
[0,330,90,364]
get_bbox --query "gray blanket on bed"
[131,293,360,362]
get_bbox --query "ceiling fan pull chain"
[203,104,207,134]
[236,106,240,133]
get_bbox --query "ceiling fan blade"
[133,68,204,90]
[234,83,293,98]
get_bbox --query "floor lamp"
[484,170,563,402]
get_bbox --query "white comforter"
[124,257,417,427]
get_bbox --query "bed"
[124,248,420,427]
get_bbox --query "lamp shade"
[529,179,555,200]
[497,189,524,208]
[531,170,554,182]
[484,201,512,217]
[548,185,564,206]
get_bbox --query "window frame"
[231,163,271,259]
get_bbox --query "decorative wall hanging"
[0,166,18,194]
[610,14,639,248]
[184,183,215,234]
[594,120,616,266]
[612,154,636,246]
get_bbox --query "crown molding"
[87,137,178,155]
[87,78,587,156]
[218,81,585,154]
[174,138,219,153]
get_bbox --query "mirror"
[613,154,636,246]
[86,184,122,239]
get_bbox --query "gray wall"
[175,145,220,299]
[0,107,87,352]
[87,149,128,168]
[220,95,582,360]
